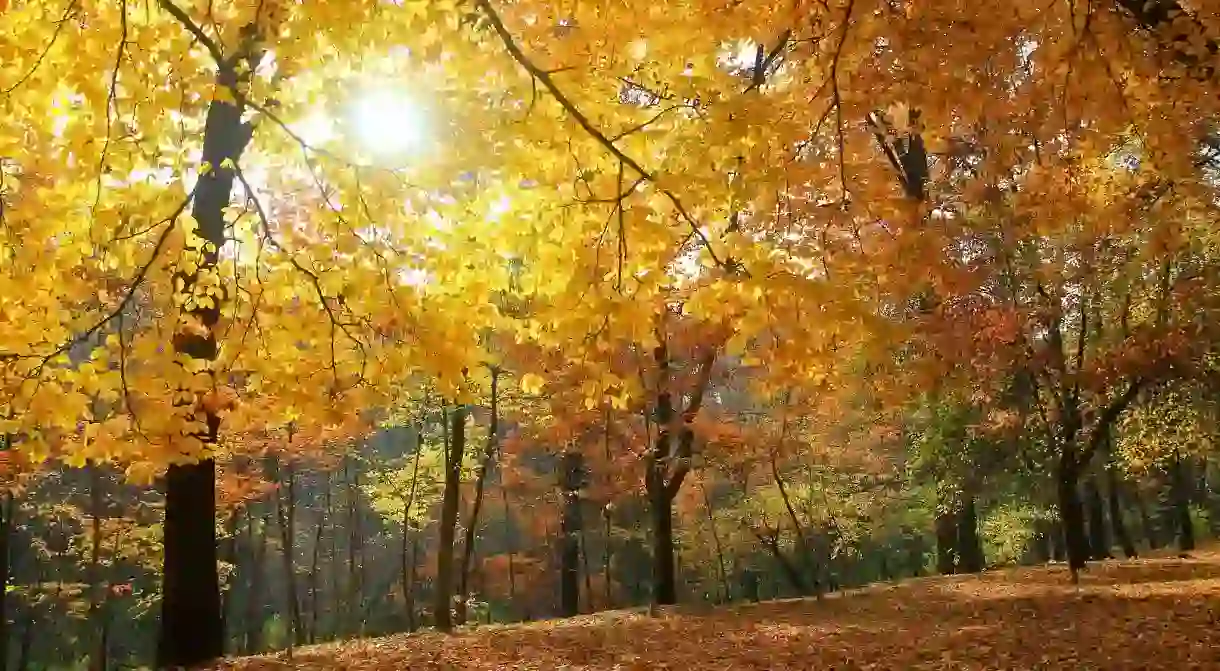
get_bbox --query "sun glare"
[350,88,427,157]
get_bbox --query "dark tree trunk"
[934,496,957,575]
[459,369,499,622]
[1085,477,1112,560]
[1169,451,1196,553]
[1056,454,1089,581]
[245,510,268,654]
[648,478,677,605]
[434,405,467,631]
[157,27,261,665]
[271,455,304,646]
[0,488,14,671]
[348,460,366,633]
[502,485,518,618]
[88,465,108,671]
[1105,468,1138,558]
[14,606,32,671]
[644,339,711,606]
[1030,520,1052,563]
[160,460,222,665]
[558,449,584,617]
[1135,490,1161,550]
[308,503,323,644]
[699,480,730,603]
[219,509,239,650]
[956,495,984,573]
[1112,470,1137,561]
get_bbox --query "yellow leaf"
[520,373,545,395]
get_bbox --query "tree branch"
[473,0,729,270]
[157,0,225,65]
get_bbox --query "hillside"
[215,551,1220,670]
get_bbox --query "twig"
[474,0,730,270]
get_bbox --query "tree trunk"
[0,488,14,671]
[1030,519,1051,563]
[458,369,499,621]
[88,466,107,671]
[558,449,584,617]
[648,477,677,605]
[1168,451,1196,553]
[160,461,222,665]
[753,530,808,594]
[308,503,323,644]
[326,470,339,639]
[348,459,366,633]
[502,485,518,618]
[272,455,303,647]
[15,604,32,671]
[643,339,711,606]
[434,405,467,631]
[1105,466,1138,559]
[699,480,730,603]
[1085,477,1112,560]
[158,30,261,665]
[245,510,268,654]
[1134,490,1160,550]
[401,424,425,631]
[219,508,239,650]
[406,533,420,631]
[956,495,984,573]
[934,494,957,575]
[1056,454,1089,581]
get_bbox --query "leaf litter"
[215,550,1220,670]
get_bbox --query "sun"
[349,88,428,158]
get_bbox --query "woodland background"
[2,0,1220,669]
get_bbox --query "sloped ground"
[217,551,1220,670]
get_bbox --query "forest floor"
[216,549,1220,670]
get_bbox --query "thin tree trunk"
[1103,439,1139,559]
[245,509,268,654]
[158,20,262,665]
[766,401,813,595]
[699,480,730,603]
[0,487,14,671]
[559,449,584,617]
[326,471,339,639]
[219,508,239,651]
[502,485,518,618]
[350,460,366,632]
[308,501,323,644]
[434,405,467,631]
[1134,489,1160,550]
[935,491,958,575]
[1169,451,1196,553]
[458,369,499,621]
[1105,467,1138,558]
[1030,519,1052,563]
[752,529,808,594]
[406,534,420,631]
[88,465,107,671]
[343,457,355,637]
[1085,476,1112,560]
[401,426,424,630]
[272,455,303,647]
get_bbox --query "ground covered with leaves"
[217,552,1220,670]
